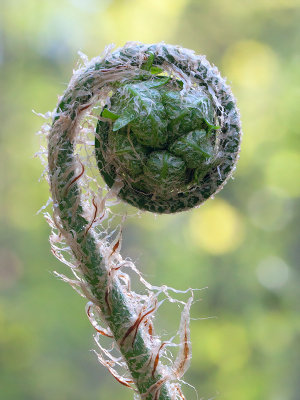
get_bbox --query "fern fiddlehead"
[45,42,241,399]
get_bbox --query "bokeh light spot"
[193,322,250,372]
[256,256,289,290]
[222,40,278,89]
[188,199,245,254]
[265,150,300,197]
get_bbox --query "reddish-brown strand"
[148,322,153,337]
[64,161,85,195]
[131,300,157,346]
[120,300,157,347]
[51,248,58,258]
[154,388,161,400]
[78,104,91,113]
[85,197,98,236]
[152,342,167,378]
[146,377,167,400]
[111,265,122,272]
[143,319,154,342]
[113,376,134,389]
[119,273,131,293]
[107,366,135,390]
[175,327,190,379]
[94,326,113,338]
[104,288,111,314]
[86,305,113,337]
[120,310,143,347]
[175,386,185,400]
[109,235,121,258]
[87,304,92,318]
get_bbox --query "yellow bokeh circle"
[222,40,278,90]
[188,199,245,254]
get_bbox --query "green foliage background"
[0,1,299,399]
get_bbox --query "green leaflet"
[112,111,136,131]
[170,130,214,169]
[163,89,219,133]
[143,151,187,192]
[109,77,172,132]
[150,66,164,74]
[126,85,157,115]
[101,108,120,121]
[110,81,169,148]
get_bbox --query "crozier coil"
[46,42,241,400]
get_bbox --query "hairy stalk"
[44,42,241,399]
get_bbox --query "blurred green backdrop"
[0,0,299,399]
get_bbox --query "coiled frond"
[41,42,241,399]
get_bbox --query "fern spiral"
[46,42,241,399]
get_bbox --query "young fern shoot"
[40,42,241,399]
